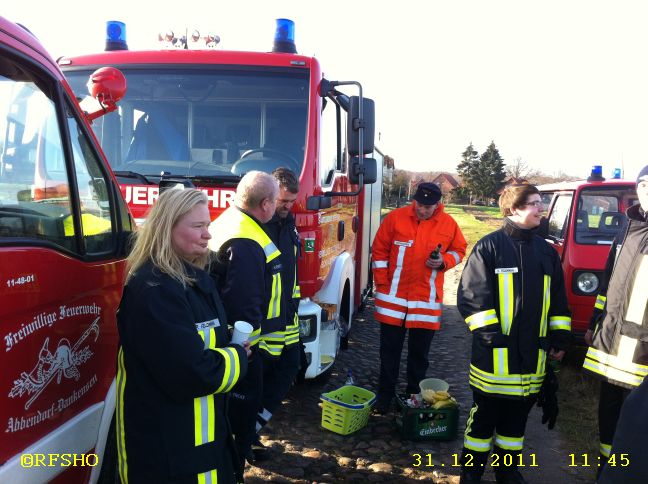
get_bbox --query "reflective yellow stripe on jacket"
[465,309,499,331]
[583,346,648,387]
[284,313,300,346]
[280,245,301,346]
[498,272,514,335]
[594,294,607,310]
[116,348,128,484]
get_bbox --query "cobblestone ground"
[244,264,594,483]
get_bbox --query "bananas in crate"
[421,389,458,409]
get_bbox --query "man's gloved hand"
[476,331,508,348]
[537,365,559,429]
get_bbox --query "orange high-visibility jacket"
[372,203,467,329]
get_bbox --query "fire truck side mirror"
[347,96,375,156]
[348,157,377,185]
[306,195,332,210]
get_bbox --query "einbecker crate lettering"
[395,394,459,441]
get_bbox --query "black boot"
[495,468,528,484]
[458,448,486,483]
[373,393,393,415]
[459,469,483,483]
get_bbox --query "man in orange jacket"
[372,183,467,413]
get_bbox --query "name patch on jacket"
[495,267,519,274]
[195,319,220,331]
[394,240,413,247]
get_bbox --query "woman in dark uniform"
[116,188,249,483]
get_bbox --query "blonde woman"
[116,188,249,483]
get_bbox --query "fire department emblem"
[9,318,100,410]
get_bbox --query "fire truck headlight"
[299,314,317,343]
[576,271,600,294]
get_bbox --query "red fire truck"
[538,166,638,340]
[0,16,132,483]
[60,20,383,378]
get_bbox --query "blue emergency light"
[587,165,605,182]
[273,18,297,54]
[105,20,128,51]
[612,168,622,179]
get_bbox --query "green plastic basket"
[320,385,376,435]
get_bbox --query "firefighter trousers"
[598,380,631,459]
[460,392,536,475]
[378,323,435,400]
[257,343,301,433]
[229,352,263,461]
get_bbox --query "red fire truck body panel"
[1,15,132,482]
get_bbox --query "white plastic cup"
[230,321,253,345]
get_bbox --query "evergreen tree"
[478,141,506,200]
[456,143,480,202]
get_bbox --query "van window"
[540,192,554,211]
[574,189,625,245]
[66,102,114,253]
[547,194,573,240]
[0,61,74,251]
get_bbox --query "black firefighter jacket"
[210,207,285,358]
[265,213,301,346]
[584,203,648,389]
[458,219,572,399]
[116,261,248,483]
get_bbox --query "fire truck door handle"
[338,221,345,241]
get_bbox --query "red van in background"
[538,166,637,340]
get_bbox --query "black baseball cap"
[413,182,442,205]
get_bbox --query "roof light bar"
[105,20,128,51]
[273,18,297,53]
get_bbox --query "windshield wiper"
[113,171,153,185]
[155,173,242,188]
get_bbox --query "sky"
[5,0,648,180]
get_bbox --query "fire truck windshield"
[65,67,309,182]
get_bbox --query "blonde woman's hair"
[235,170,279,209]
[499,183,540,216]
[127,189,209,286]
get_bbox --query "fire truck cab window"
[574,190,624,245]
[0,60,74,251]
[320,97,342,186]
[65,102,114,253]
[547,194,573,241]
[65,69,308,180]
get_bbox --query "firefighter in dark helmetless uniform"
[256,168,302,436]
[583,164,648,476]
[457,184,572,484]
[116,189,248,484]
[209,171,283,467]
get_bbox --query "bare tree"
[505,157,540,180]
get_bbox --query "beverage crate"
[395,394,459,441]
